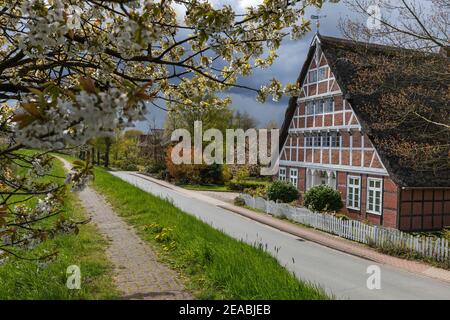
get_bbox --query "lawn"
[179,179,270,193]
[0,155,118,299]
[179,184,231,192]
[91,166,330,300]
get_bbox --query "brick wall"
[336,171,398,228]
[276,169,450,232]
[277,168,399,228]
[399,189,450,231]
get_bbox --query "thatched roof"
[280,34,450,188]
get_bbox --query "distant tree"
[264,120,280,129]
[232,110,259,130]
[103,137,113,168]
[164,76,234,136]
[120,130,144,161]
[341,0,449,52]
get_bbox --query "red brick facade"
[281,166,398,229]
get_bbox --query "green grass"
[91,167,330,300]
[0,155,118,299]
[180,179,270,192]
[179,184,231,192]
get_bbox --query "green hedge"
[226,179,268,191]
[304,185,343,213]
[267,181,299,203]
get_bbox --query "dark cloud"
[136,1,351,131]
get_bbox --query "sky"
[136,0,354,131]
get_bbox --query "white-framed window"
[323,133,330,147]
[306,101,314,115]
[318,67,327,81]
[279,167,286,181]
[305,98,334,116]
[313,134,321,147]
[316,100,324,114]
[323,132,339,147]
[367,178,383,215]
[330,132,340,147]
[305,136,313,147]
[347,175,361,210]
[324,98,334,113]
[289,168,298,187]
[309,70,318,83]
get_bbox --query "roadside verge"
[131,173,450,285]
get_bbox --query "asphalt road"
[112,171,450,300]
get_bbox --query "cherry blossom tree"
[0,0,328,262]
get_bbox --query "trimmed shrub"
[124,163,138,171]
[303,185,343,213]
[221,164,233,183]
[267,181,299,203]
[143,160,166,175]
[234,196,246,206]
[111,159,124,169]
[166,146,223,184]
[199,163,223,185]
[227,179,267,191]
[244,186,267,198]
[235,166,250,180]
[335,213,350,221]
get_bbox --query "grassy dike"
[92,167,330,300]
[0,157,118,299]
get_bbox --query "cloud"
[135,0,351,132]
[228,92,286,128]
[237,0,263,10]
[210,0,262,10]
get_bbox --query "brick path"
[58,158,192,300]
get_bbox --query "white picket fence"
[240,194,450,263]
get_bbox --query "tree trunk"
[104,138,111,168]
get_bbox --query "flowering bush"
[0,0,322,262]
[244,186,267,199]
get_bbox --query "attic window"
[322,132,340,148]
[308,70,318,83]
[318,67,327,81]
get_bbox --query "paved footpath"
[113,171,450,300]
[57,158,192,300]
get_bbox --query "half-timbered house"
[278,34,450,231]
